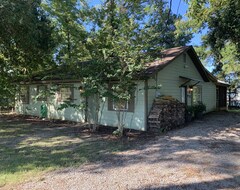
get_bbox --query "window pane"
[192,86,202,104]
[58,85,73,102]
[108,83,135,112]
[113,99,128,110]
[180,87,186,103]
[19,86,29,104]
[37,85,47,101]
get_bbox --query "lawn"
[0,115,135,187]
[228,108,240,113]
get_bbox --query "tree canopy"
[0,0,193,133]
[187,0,240,92]
[187,0,240,54]
[0,0,55,101]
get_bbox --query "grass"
[0,117,132,187]
[227,106,240,113]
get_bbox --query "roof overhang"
[204,69,230,87]
[186,47,210,82]
[179,76,202,87]
[19,79,82,85]
[216,80,230,87]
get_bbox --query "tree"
[1,0,192,133]
[0,0,55,104]
[39,0,192,135]
[187,0,240,55]
[187,0,240,101]
[81,0,192,135]
[142,0,192,53]
[42,0,90,68]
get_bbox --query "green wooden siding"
[15,83,85,122]
[95,81,146,131]
[16,53,217,131]
[147,53,216,113]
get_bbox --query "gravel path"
[9,112,240,190]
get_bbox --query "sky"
[170,0,205,46]
[88,0,205,46]
[87,0,213,71]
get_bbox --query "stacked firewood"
[148,96,185,131]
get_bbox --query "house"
[16,46,228,131]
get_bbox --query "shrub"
[186,105,194,115]
[193,102,206,114]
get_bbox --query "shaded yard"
[0,111,240,190]
[0,115,141,188]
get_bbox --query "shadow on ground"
[132,175,240,190]
[0,111,240,188]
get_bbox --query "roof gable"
[143,46,210,82]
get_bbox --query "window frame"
[192,85,202,104]
[107,83,135,112]
[37,85,48,101]
[57,84,74,103]
[112,99,129,111]
[180,86,187,104]
[19,86,30,104]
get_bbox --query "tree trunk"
[92,94,100,131]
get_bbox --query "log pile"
[148,96,185,131]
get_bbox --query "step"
[148,115,159,119]
[148,120,161,124]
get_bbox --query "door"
[217,86,227,108]
[180,87,187,104]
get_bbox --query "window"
[37,85,47,101]
[57,85,74,102]
[108,84,135,112]
[180,87,186,103]
[109,97,134,112]
[19,86,29,104]
[113,99,128,111]
[192,86,202,104]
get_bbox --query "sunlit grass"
[0,119,128,187]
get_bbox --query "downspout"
[144,79,148,131]
[84,96,88,122]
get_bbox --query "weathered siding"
[96,81,146,131]
[15,52,217,131]
[147,53,216,112]
[16,82,147,131]
[15,83,85,122]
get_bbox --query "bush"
[193,102,206,114]
[186,105,194,115]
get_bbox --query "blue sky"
[88,0,204,46]
[170,0,205,46]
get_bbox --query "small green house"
[16,46,228,131]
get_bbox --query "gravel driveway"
[10,112,240,190]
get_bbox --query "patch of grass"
[228,109,240,113]
[0,119,131,187]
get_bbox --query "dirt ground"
[2,111,240,190]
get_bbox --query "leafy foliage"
[188,0,240,55]
[193,102,206,114]
[2,0,192,134]
[85,0,191,134]
[187,0,240,96]
[0,0,55,102]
